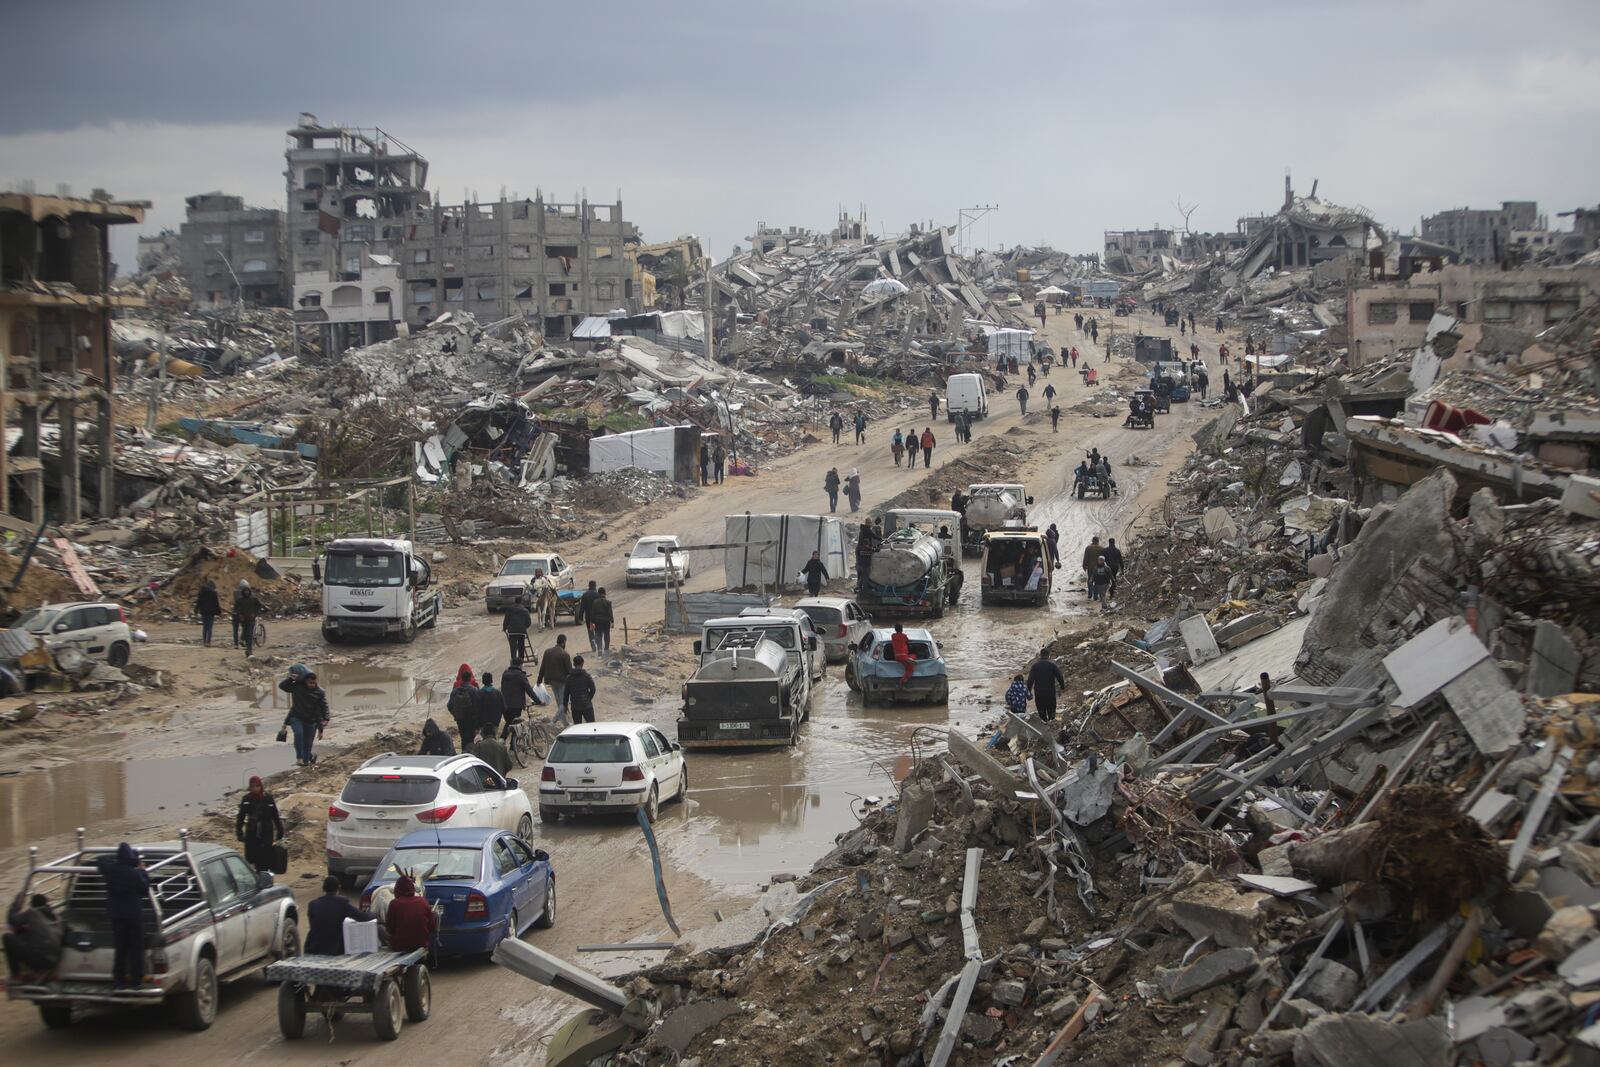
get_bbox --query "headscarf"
[116,842,138,866]
[248,775,264,797]
[454,664,477,688]
[395,875,417,898]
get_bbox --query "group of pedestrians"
[828,409,870,446]
[697,439,727,485]
[1080,535,1125,605]
[890,427,938,467]
[193,577,263,656]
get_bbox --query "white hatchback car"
[539,722,686,823]
[795,597,873,663]
[327,753,535,885]
[11,602,138,667]
[625,535,690,587]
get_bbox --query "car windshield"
[549,735,633,763]
[12,608,62,633]
[798,606,842,627]
[706,625,796,650]
[341,775,440,806]
[630,540,674,559]
[499,559,549,576]
[325,551,405,587]
[381,847,482,882]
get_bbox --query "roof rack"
[25,828,209,930]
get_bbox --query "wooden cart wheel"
[372,978,404,1041]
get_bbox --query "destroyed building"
[402,195,641,337]
[1421,200,1543,264]
[1103,226,1176,273]
[0,189,146,523]
[177,192,287,308]
[1223,179,1383,284]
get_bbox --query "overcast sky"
[5,0,1598,270]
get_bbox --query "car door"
[550,556,572,589]
[198,857,249,970]
[649,728,682,793]
[491,836,531,924]
[473,765,508,828]
[447,768,486,825]
[507,837,546,922]
[50,607,95,656]
[636,730,665,794]
[222,853,276,958]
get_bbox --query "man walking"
[1050,405,1061,433]
[279,667,331,765]
[475,672,506,742]
[234,774,285,873]
[1081,536,1105,594]
[503,595,533,662]
[588,587,614,652]
[577,580,600,650]
[537,634,573,724]
[1016,385,1029,416]
[929,390,940,420]
[920,426,935,467]
[195,578,222,648]
[713,440,726,483]
[231,579,250,647]
[698,440,710,486]
[564,656,597,724]
[853,410,868,445]
[829,410,844,445]
[1026,648,1067,722]
[1103,537,1125,598]
[800,550,829,598]
[235,581,263,657]
[825,467,841,512]
[1043,382,1056,407]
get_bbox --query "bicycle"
[506,717,547,768]
[253,619,267,648]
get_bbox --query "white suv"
[327,753,535,885]
[795,597,872,663]
[539,722,686,824]
[11,602,137,667]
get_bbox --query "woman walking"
[845,469,862,513]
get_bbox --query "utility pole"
[957,205,998,253]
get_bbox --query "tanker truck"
[859,512,963,618]
[959,483,1032,557]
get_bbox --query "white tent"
[723,514,850,589]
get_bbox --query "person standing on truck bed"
[538,635,573,724]
[235,775,285,873]
[564,656,597,724]
[503,597,533,662]
[96,843,150,991]
[4,892,63,980]
[280,667,330,766]
[800,551,830,598]
[1026,648,1067,723]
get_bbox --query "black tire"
[321,625,342,644]
[277,983,307,1040]
[422,596,441,629]
[674,767,688,804]
[253,621,267,648]
[275,917,301,960]
[403,965,431,1023]
[845,661,858,692]
[373,977,403,1040]
[539,806,559,824]
[1076,483,1085,499]
[642,785,660,823]
[509,728,529,769]
[516,813,533,842]
[107,641,131,668]
[398,617,417,644]
[932,592,946,619]
[38,1004,72,1029]
[173,955,218,1031]
[534,879,556,929]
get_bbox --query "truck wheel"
[932,592,946,619]
[422,596,441,628]
[1076,483,1085,499]
[173,955,218,1031]
[277,983,307,1039]
[397,617,417,644]
[321,625,342,644]
[403,965,431,1022]
[38,1004,72,1029]
[860,681,875,706]
[373,978,404,1040]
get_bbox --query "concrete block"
[893,783,935,852]
[1537,905,1597,961]
[1171,882,1271,948]
[1156,948,1260,1002]
[1297,958,1359,1011]
[1561,474,1600,519]
[1202,507,1239,544]
[1180,614,1222,665]
[657,999,742,1054]
[990,979,1027,1007]
[1441,658,1525,755]
[1383,615,1489,707]
[1526,619,1581,696]
[1291,1013,1447,1067]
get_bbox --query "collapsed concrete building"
[0,190,146,523]
[1103,226,1176,273]
[1421,200,1543,265]
[1223,180,1383,285]
[178,192,287,309]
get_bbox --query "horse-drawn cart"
[266,949,430,1042]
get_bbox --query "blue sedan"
[361,828,554,956]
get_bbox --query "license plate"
[567,790,607,800]
[720,721,750,731]
[361,819,408,828]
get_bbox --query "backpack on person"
[447,684,477,717]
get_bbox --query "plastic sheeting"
[723,514,850,590]
[588,425,700,481]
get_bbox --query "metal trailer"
[265,950,430,1042]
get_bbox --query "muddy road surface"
[0,322,1212,1063]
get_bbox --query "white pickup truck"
[9,834,300,1031]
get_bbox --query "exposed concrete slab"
[1156,947,1259,1002]
[1526,619,1580,696]
[946,729,1030,800]
[1383,615,1489,707]
[672,882,801,957]
[656,998,742,1053]
[893,783,935,853]
[1192,615,1310,692]
[1180,614,1222,665]
[1291,1013,1447,1067]
[1441,658,1524,755]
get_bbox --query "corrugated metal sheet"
[664,592,771,634]
[0,627,41,660]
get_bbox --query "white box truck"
[319,538,442,644]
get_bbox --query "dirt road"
[0,321,1212,1063]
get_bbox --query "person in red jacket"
[890,623,915,686]
[385,875,437,953]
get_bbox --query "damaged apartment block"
[0,189,147,524]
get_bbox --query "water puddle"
[0,748,298,849]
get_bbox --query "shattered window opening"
[444,278,464,302]
[1408,301,1436,322]
[413,249,431,264]
[1366,302,1398,325]
[244,230,265,244]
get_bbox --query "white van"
[945,373,989,421]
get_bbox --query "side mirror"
[1026,496,1035,505]
[53,622,70,633]
[533,849,550,862]
[692,640,702,655]
[256,871,274,891]
[504,777,518,791]
[807,636,818,651]
[670,741,682,752]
